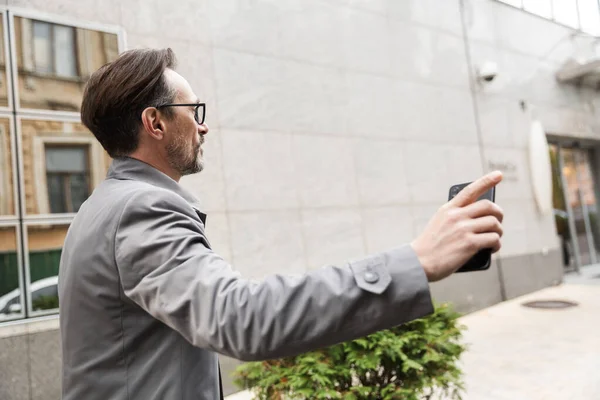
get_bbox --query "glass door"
[551,143,600,272]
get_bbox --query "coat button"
[363,270,379,284]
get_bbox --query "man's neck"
[126,151,181,182]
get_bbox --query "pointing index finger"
[450,171,503,207]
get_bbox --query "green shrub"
[233,303,466,400]
[32,295,59,311]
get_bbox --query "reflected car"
[0,276,59,320]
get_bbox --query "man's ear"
[140,107,165,140]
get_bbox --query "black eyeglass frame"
[156,103,206,125]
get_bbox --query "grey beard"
[166,140,203,176]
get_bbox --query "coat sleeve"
[114,189,434,362]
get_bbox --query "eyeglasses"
[156,103,206,125]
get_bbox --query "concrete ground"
[226,265,600,400]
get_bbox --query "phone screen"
[448,182,496,273]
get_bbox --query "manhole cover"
[522,300,578,309]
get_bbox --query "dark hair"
[81,48,178,157]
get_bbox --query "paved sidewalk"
[453,282,600,399]
[226,270,600,400]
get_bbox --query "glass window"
[32,21,77,78]
[0,118,15,216]
[20,119,111,216]
[45,146,90,214]
[53,25,77,77]
[0,226,23,321]
[523,0,553,18]
[553,0,580,28]
[578,0,600,35]
[32,21,52,74]
[16,17,119,112]
[0,14,9,108]
[27,224,67,314]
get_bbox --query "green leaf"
[234,301,466,399]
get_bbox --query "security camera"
[477,61,498,83]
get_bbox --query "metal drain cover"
[522,300,578,309]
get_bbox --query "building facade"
[1,0,600,398]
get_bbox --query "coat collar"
[106,156,207,225]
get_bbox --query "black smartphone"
[448,182,496,273]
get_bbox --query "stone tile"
[391,81,444,142]
[507,98,531,150]
[302,208,365,269]
[179,129,226,213]
[353,138,410,206]
[283,62,347,136]
[403,142,483,204]
[338,8,392,76]
[292,135,359,208]
[7,0,74,17]
[343,72,398,138]
[531,249,563,289]
[328,0,387,14]
[0,334,29,400]
[121,0,210,44]
[484,147,533,202]
[220,130,298,211]
[208,0,283,57]
[229,211,306,280]
[29,330,61,400]
[278,0,346,68]
[213,49,288,132]
[496,199,530,258]
[11,0,122,25]
[499,253,537,300]
[387,0,463,36]
[62,0,123,25]
[525,203,561,253]
[438,89,478,144]
[362,206,414,254]
[124,34,175,50]
[500,249,564,300]
[389,20,470,90]
[463,0,498,44]
[381,86,477,144]
[476,94,512,147]
[203,212,233,264]
[410,203,440,239]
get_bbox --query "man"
[59,48,504,400]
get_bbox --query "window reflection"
[0,15,9,108]
[15,17,119,112]
[0,118,15,216]
[20,119,111,215]
[46,146,90,213]
[27,224,67,313]
[0,226,22,321]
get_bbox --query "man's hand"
[411,171,504,282]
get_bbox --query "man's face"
[162,69,208,176]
